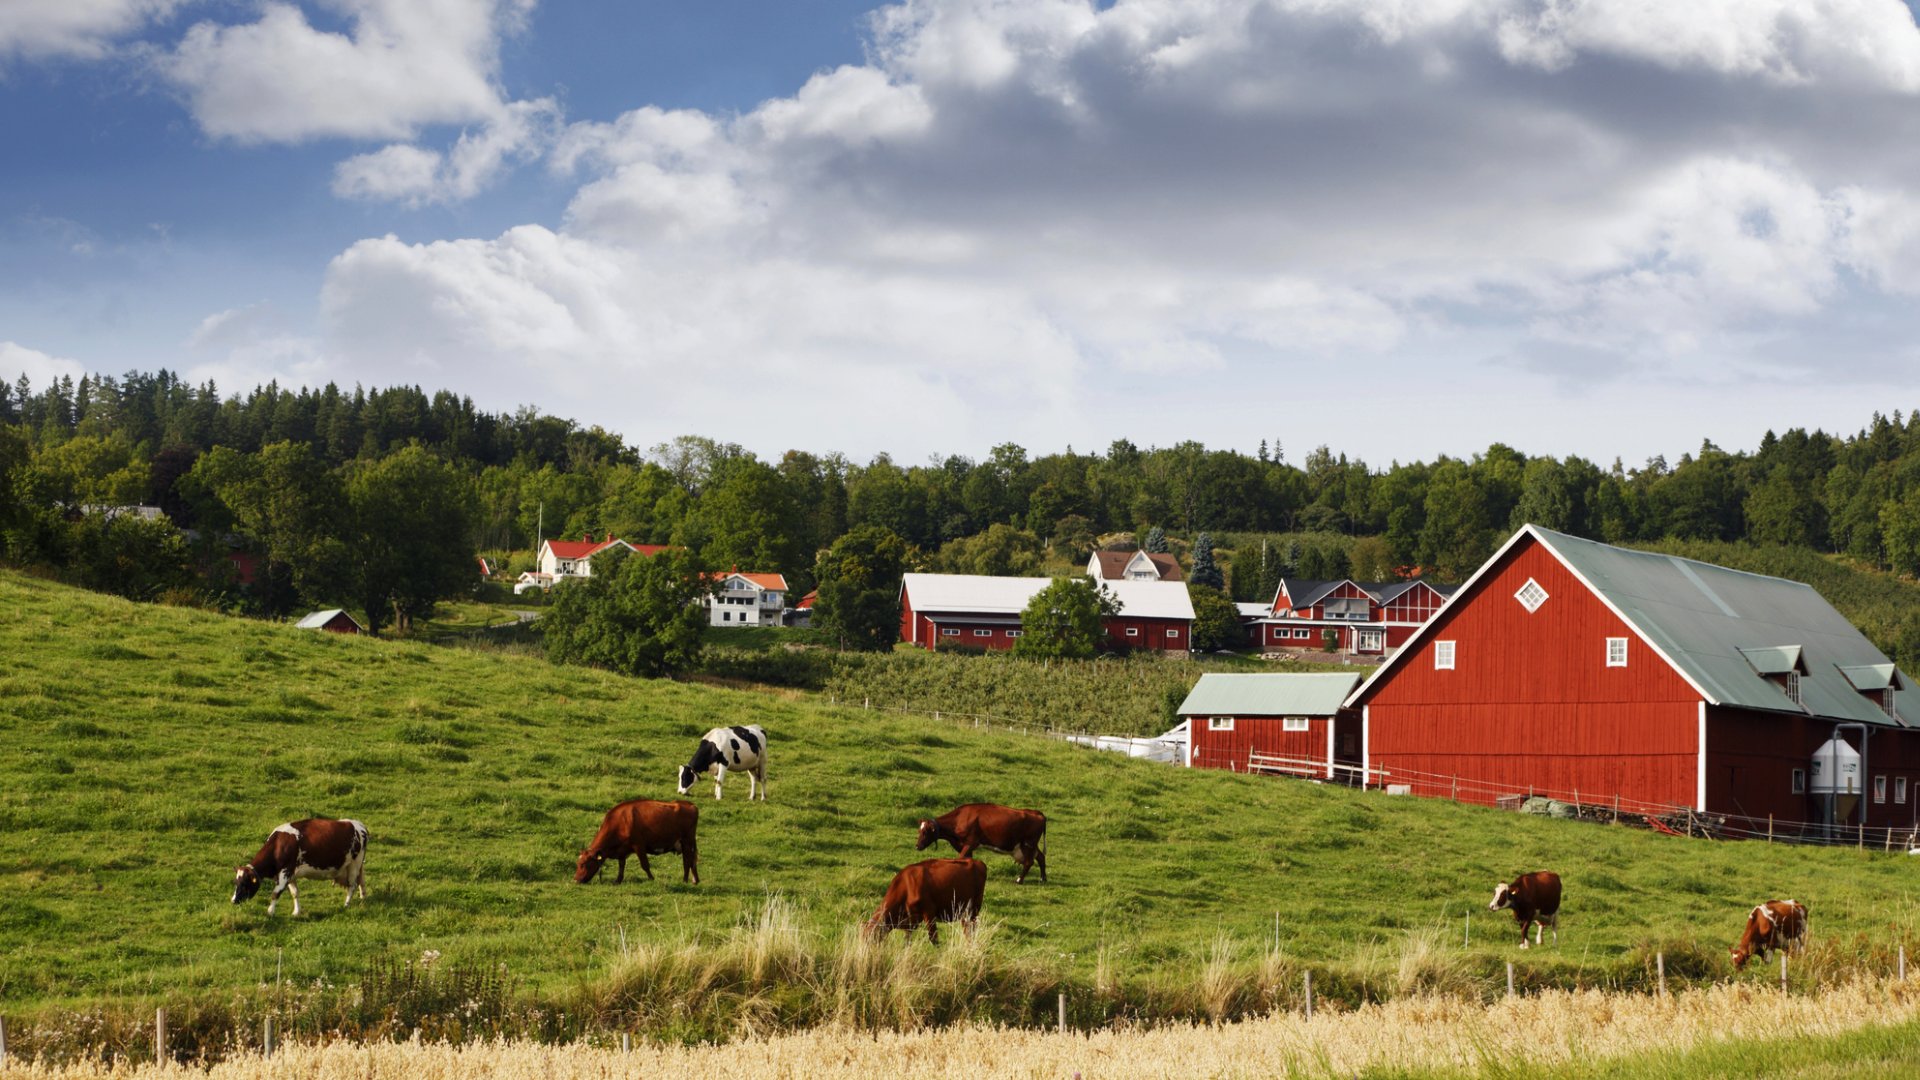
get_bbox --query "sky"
[7,1,1920,468]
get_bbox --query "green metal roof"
[1838,663,1905,693]
[1532,528,1913,727]
[1176,672,1362,718]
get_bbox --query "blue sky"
[7,1,1920,466]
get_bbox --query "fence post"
[1,1014,8,1062]
[864,697,870,710]
[622,1033,631,1054]
[154,1007,167,1064]
[1464,911,1470,947]
[1505,962,1515,997]
[1304,971,1314,1019]
[1058,992,1067,1034]
[1901,946,1907,982]
[1768,814,1774,843]
[1656,952,1666,996]
[1450,776,1457,802]
[1780,951,1788,992]
[1614,794,1620,824]
[262,1016,276,1057]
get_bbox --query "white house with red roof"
[515,535,671,593]
[707,571,790,626]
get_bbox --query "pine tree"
[1191,532,1224,589]
[1144,526,1168,553]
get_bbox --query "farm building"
[534,536,673,582]
[1088,549,1183,582]
[1347,525,1920,832]
[1255,577,1454,656]
[705,572,789,626]
[294,609,363,634]
[898,573,1195,652]
[1178,672,1363,777]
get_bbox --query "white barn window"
[942,628,959,637]
[1126,627,1139,637]
[1606,637,1628,667]
[1792,768,1806,794]
[1898,777,1909,805]
[1434,640,1456,670]
[1282,717,1309,732]
[1166,629,1179,638]
[973,629,992,638]
[1514,578,1548,613]
[1209,717,1234,731]
[1875,775,1888,804]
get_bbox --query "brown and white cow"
[1730,899,1808,968]
[916,803,1047,884]
[575,799,700,885]
[1488,870,1561,948]
[865,857,987,944]
[231,818,368,916]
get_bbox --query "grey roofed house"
[1350,525,1912,727]
[1177,672,1363,718]
[295,609,364,634]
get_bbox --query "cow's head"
[1730,943,1752,969]
[915,819,937,850]
[575,850,604,884]
[231,866,261,904]
[676,764,697,795]
[1488,881,1513,911]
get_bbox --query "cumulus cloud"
[0,0,178,62]
[306,0,1920,458]
[1,341,89,389]
[158,0,533,143]
[333,98,560,205]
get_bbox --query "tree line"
[5,368,1920,645]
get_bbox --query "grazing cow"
[916,803,1047,883]
[231,819,368,917]
[676,725,768,800]
[1488,871,1562,948]
[1730,899,1809,969]
[575,799,700,885]
[865,857,987,944]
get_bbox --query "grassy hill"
[4,569,1920,1046]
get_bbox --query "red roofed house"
[518,535,671,592]
[1087,550,1184,582]
[1255,577,1454,657]
[707,572,790,626]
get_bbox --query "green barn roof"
[1176,672,1362,718]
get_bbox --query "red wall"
[1191,715,1334,773]
[1106,615,1188,652]
[1707,709,1920,831]
[1363,537,1704,812]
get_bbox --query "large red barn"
[1348,525,1919,832]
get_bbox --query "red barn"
[295,608,364,635]
[1349,525,1920,832]
[898,573,1193,653]
[1178,672,1363,777]
[1256,578,1454,656]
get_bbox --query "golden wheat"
[6,977,1917,1079]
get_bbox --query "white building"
[707,572,789,627]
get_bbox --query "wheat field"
[5,977,1918,1079]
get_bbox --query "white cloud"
[0,0,178,62]
[301,0,1920,460]
[333,98,559,205]
[0,341,89,389]
[158,0,533,143]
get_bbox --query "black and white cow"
[231,818,369,916]
[676,725,767,800]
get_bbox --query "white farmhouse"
[707,572,789,627]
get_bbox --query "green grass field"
[4,568,1919,1038]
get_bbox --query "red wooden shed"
[1177,672,1363,778]
[1348,525,1920,832]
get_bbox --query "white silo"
[1811,734,1863,831]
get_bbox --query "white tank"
[1810,736,1862,795]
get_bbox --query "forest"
[3,368,1918,641]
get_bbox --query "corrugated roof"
[1177,672,1362,717]
[901,573,1195,621]
[1104,578,1197,620]
[1839,664,1904,692]
[295,609,357,630]
[1371,526,1913,727]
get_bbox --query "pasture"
[4,569,1920,1050]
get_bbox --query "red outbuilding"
[1177,672,1363,777]
[1255,577,1454,656]
[1348,525,1920,833]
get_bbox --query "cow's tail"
[1038,813,1049,882]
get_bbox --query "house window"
[1875,775,1888,804]
[1356,629,1384,652]
[1792,768,1806,794]
[1606,638,1629,667]
[1166,629,1179,638]
[1434,640,1456,670]
[942,628,959,637]
[973,629,992,638]
[1898,777,1909,805]
[1514,578,1548,613]
[1282,717,1310,732]
[1008,630,1023,638]
[722,612,731,622]
[1208,717,1234,731]
[1783,671,1802,705]
[1885,690,1900,719]
[1293,628,1311,640]
[1126,628,1139,637]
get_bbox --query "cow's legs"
[1013,845,1031,885]
[712,763,727,800]
[753,759,767,801]
[284,879,302,917]
[1036,841,1047,883]
[638,852,654,881]
[923,914,939,945]
[1518,918,1531,949]
[615,856,627,884]
[266,876,288,916]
